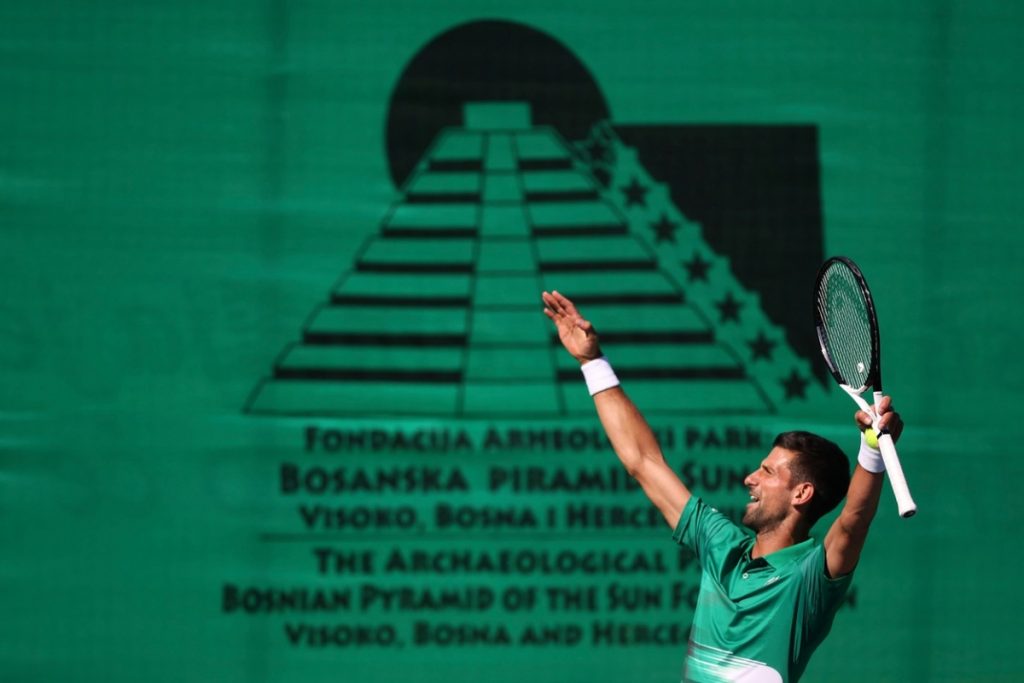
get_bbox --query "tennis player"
[542,290,903,683]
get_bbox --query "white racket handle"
[855,389,917,518]
[876,432,917,518]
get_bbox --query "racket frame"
[814,257,917,518]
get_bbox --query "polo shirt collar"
[751,537,815,569]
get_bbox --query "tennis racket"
[813,256,917,518]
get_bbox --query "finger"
[543,291,567,317]
[854,410,873,428]
[543,307,556,321]
[541,293,566,320]
[576,318,593,334]
[879,411,902,434]
[551,290,579,317]
[875,395,892,414]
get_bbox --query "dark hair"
[773,431,851,526]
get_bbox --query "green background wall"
[2,2,1022,682]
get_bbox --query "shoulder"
[672,497,748,550]
[802,539,854,589]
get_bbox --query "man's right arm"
[542,290,691,528]
[592,386,692,527]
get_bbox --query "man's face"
[742,447,801,533]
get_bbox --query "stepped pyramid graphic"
[245,102,823,417]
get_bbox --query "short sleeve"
[672,496,749,576]
[800,544,853,636]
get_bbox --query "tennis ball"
[864,428,879,449]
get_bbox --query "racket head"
[812,256,882,393]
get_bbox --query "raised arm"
[542,291,691,527]
[823,396,903,577]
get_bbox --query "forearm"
[824,464,884,576]
[592,387,665,476]
[837,465,884,530]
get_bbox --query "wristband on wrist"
[580,356,620,396]
[857,434,886,473]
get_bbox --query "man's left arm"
[824,396,903,578]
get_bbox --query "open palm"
[541,291,602,363]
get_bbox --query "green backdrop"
[2,2,1023,682]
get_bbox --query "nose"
[744,470,757,487]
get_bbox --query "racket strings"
[816,264,874,389]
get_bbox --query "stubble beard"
[742,505,782,535]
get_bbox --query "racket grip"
[877,432,917,518]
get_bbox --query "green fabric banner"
[2,2,1022,682]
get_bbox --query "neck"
[750,519,809,559]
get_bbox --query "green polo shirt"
[673,497,852,683]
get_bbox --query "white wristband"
[580,356,620,396]
[857,434,886,473]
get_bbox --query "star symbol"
[714,292,743,323]
[620,177,649,208]
[781,369,809,400]
[747,331,777,361]
[682,252,712,283]
[585,137,610,164]
[650,213,679,243]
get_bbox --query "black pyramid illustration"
[245,102,816,417]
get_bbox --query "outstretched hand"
[542,291,602,364]
[855,395,904,443]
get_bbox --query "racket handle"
[877,432,917,518]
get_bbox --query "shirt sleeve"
[672,496,749,578]
[799,543,853,640]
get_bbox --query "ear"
[791,481,815,507]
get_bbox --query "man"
[541,290,903,683]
